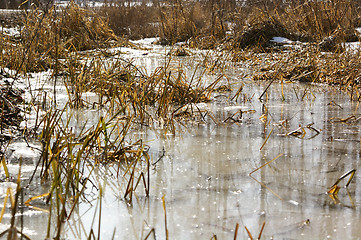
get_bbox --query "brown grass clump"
[95,0,361,50]
[0,83,23,129]
[231,19,291,50]
[24,2,119,52]
[58,3,118,51]
[223,0,361,51]
[153,1,200,45]
[63,56,212,127]
[168,47,191,56]
[98,0,233,46]
[155,0,233,46]
[0,2,120,73]
[248,45,361,87]
[280,0,360,42]
[98,2,159,39]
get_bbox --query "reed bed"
[62,54,215,131]
[237,44,361,93]
[94,0,361,88]
[0,0,361,238]
[98,1,159,39]
[96,0,361,49]
[98,0,235,46]
[0,103,152,237]
[0,2,120,73]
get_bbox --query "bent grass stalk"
[144,228,156,240]
[327,169,356,198]
[24,193,50,213]
[249,153,283,200]
[244,221,265,240]
[260,128,273,151]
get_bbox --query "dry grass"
[239,44,361,91]
[97,0,235,46]
[0,84,23,129]
[95,0,361,52]
[1,1,361,238]
[2,0,361,49]
[0,2,121,73]
[62,55,213,131]
[226,0,360,51]
[280,0,360,41]
[98,2,159,39]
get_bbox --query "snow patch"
[1,27,20,37]
[344,42,361,52]
[130,38,159,46]
[270,37,293,44]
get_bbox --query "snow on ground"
[269,36,306,50]
[344,41,361,52]
[271,35,361,52]
[107,37,165,58]
[130,37,159,47]
[270,36,293,44]
[6,142,41,163]
[0,26,20,37]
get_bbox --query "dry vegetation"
[1,2,120,73]
[1,0,361,82]
[0,0,361,238]
[94,0,361,86]
[97,0,361,47]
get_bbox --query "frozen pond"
[74,83,360,239]
[0,41,360,239]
